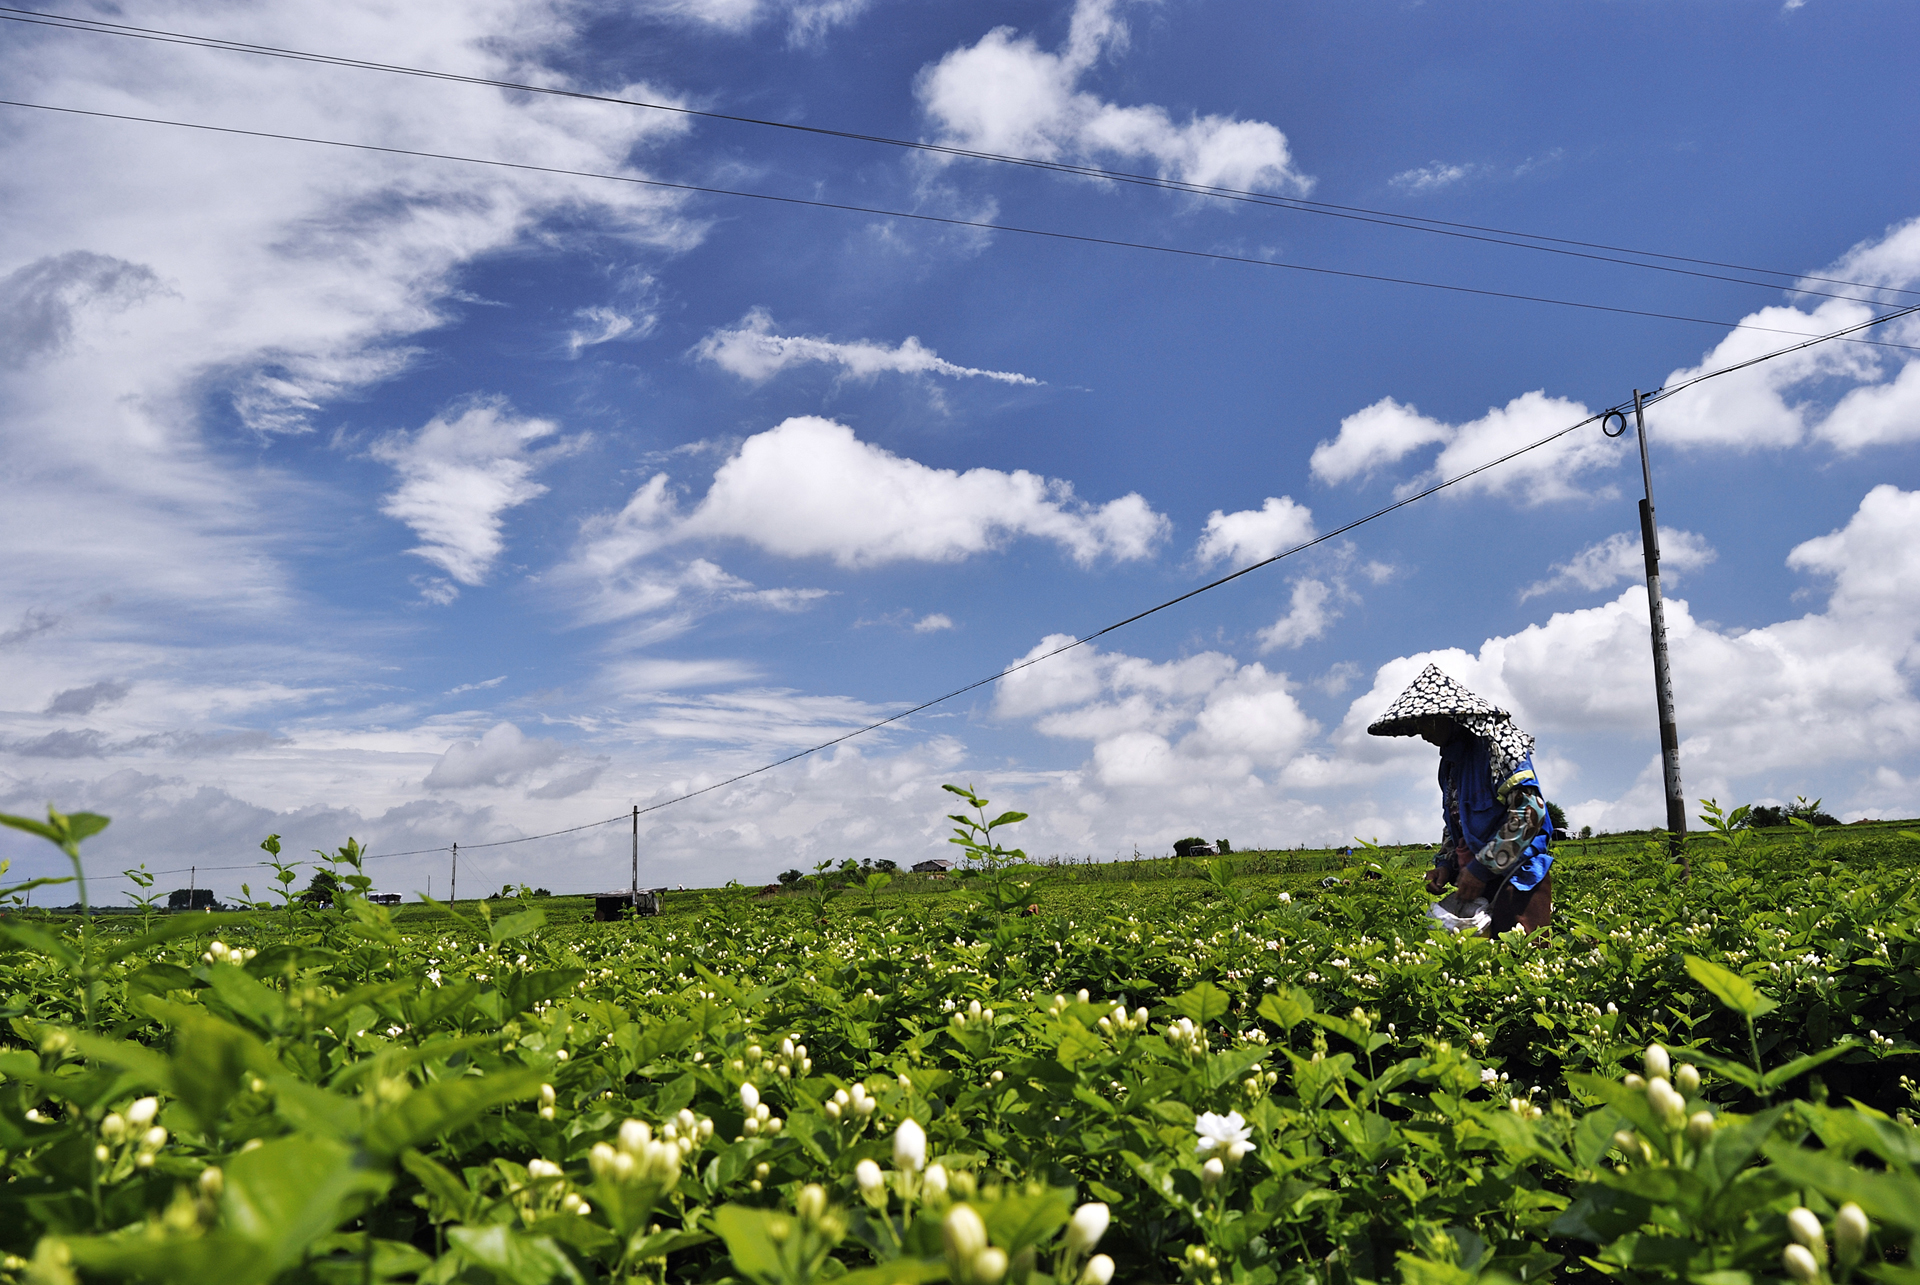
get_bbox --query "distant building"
[911,859,953,874]
[591,889,663,921]
[369,894,404,905]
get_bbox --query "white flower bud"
[943,1204,988,1269]
[539,1084,556,1107]
[618,1119,651,1154]
[1788,1207,1827,1261]
[1078,1255,1115,1285]
[1623,1074,1646,1091]
[126,1098,159,1127]
[100,1114,126,1142]
[1687,1111,1716,1145]
[825,1101,841,1120]
[795,1183,827,1224]
[141,1126,168,1150]
[855,1158,885,1203]
[1645,1077,1686,1128]
[1783,1243,1820,1285]
[1835,1203,1869,1266]
[1644,1044,1671,1081]
[527,1159,562,1181]
[1064,1203,1109,1254]
[924,1163,948,1198]
[972,1246,1008,1284]
[198,1166,222,1196]
[894,1118,927,1172]
[1674,1063,1701,1095]
[1201,1157,1225,1189]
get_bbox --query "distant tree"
[1172,837,1210,857]
[777,868,803,886]
[298,869,339,906]
[873,859,899,873]
[1579,825,1593,840]
[1750,805,1786,829]
[167,888,193,909]
[1215,839,1233,855]
[1545,802,1569,834]
[532,888,551,898]
[1787,796,1840,828]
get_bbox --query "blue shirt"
[1439,735,1555,892]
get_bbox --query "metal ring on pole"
[1601,410,1629,438]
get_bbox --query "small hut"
[592,889,663,921]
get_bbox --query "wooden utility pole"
[450,842,458,905]
[1632,390,1689,870]
[630,806,639,904]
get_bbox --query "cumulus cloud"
[993,634,1319,790]
[694,308,1041,386]
[1194,496,1315,566]
[372,400,577,592]
[1311,391,1625,504]
[567,417,1167,619]
[423,722,566,790]
[912,613,954,633]
[1645,219,1920,452]
[1258,578,1337,650]
[1521,529,1717,601]
[917,0,1312,194]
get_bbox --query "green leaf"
[1764,1144,1920,1231]
[1257,986,1314,1032]
[447,1225,585,1285]
[220,1134,392,1280]
[400,1149,478,1222]
[1682,955,1778,1019]
[64,811,111,845]
[490,907,547,946]
[710,1204,795,1282]
[1759,1039,1858,1090]
[835,1260,949,1285]
[363,1068,546,1159]
[979,1186,1073,1255]
[1172,980,1231,1027]
[0,812,61,843]
[986,811,1028,829]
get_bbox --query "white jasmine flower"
[1193,1110,1254,1163]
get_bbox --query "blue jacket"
[1439,735,1554,893]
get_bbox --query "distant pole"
[1632,390,1689,871]
[630,806,639,900]
[450,842,458,905]
[189,865,196,908]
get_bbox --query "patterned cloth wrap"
[1367,663,1554,893]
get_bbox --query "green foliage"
[2,799,1920,1284]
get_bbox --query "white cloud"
[693,308,1041,386]
[912,613,955,633]
[1312,391,1625,504]
[633,0,871,44]
[566,306,654,357]
[917,0,1312,194]
[1388,161,1481,193]
[1309,397,1453,485]
[1194,496,1315,566]
[0,0,700,633]
[1521,529,1717,600]
[567,418,1168,614]
[1258,578,1336,650]
[445,676,507,696]
[424,722,565,790]
[372,400,574,592]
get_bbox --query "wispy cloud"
[1521,530,1717,600]
[695,309,1041,386]
[1389,161,1483,193]
[446,676,508,696]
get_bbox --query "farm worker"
[1366,663,1555,934]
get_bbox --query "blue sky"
[3,0,1918,901]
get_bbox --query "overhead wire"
[63,300,1920,891]
[2,4,1914,306]
[4,98,1918,357]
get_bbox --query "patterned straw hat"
[1368,663,1536,793]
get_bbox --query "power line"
[3,5,1913,307]
[64,299,1919,890]
[5,97,1918,358]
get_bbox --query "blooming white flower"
[1194,1111,1254,1164]
[894,1118,927,1172]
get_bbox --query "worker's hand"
[1425,864,1452,895]
[1455,865,1488,903]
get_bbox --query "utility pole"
[630,805,639,906]
[189,864,195,910]
[450,842,458,905]
[1631,390,1689,871]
